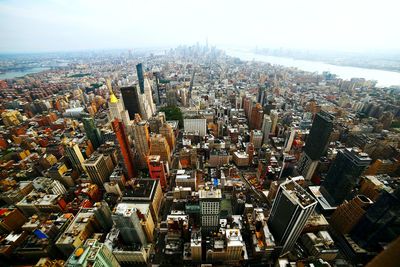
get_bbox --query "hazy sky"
[0,0,399,53]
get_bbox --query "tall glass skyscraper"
[268,180,317,255]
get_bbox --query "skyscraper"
[107,79,130,126]
[131,117,150,169]
[321,148,371,205]
[199,187,222,231]
[136,63,145,94]
[64,142,85,173]
[351,189,400,251]
[297,111,333,180]
[159,122,175,152]
[270,109,279,135]
[82,117,102,150]
[268,180,317,255]
[65,239,120,267]
[303,111,334,160]
[250,103,263,130]
[261,115,272,144]
[83,153,111,186]
[112,118,136,179]
[120,86,140,120]
[149,134,171,166]
[147,155,168,189]
[112,203,147,246]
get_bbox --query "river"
[0,67,50,80]
[226,49,400,88]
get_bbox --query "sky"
[0,0,399,53]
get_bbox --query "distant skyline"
[0,0,399,53]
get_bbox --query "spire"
[107,79,118,104]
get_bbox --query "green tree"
[160,106,183,128]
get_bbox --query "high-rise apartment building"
[268,180,317,255]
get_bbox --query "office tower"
[250,103,263,130]
[149,134,171,166]
[120,86,141,120]
[184,116,207,137]
[112,203,147,246]
[303,111,333,160]
[258,85,267,106]
[321,148,371,205]
[284,127,297,153]
[136,63,145,94]
[131,117,150,169]
[64,142,85,173]
[262,115,272,144]
[83,153,111,186]
[351,189,400,251]
[122,179,163,222]
[112,119,136,179]
[147,155,168,189]
[270,110,279,135]
[107,79,130,125]
[159,122,175,152]
[330,195,373,234]
[199,187,222,230]
[297,111,333,180]
[143,76,156,115]
[82,117,102,150]
[250,130,263,149]
[65,239,120,267]
[268,180,317,255]
[90,201,114,231]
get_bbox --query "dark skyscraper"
[136,63,145,94]
[112,118,136,179]
[120,86,140,120]
[268,180,317,255]
[351,189,400,251]
[322,148,371,205]
[82,117,102,149]
[297,111,334,180]
[303,111,334,160]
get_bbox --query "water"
[0,67,50,80]
[226,49,400,88]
